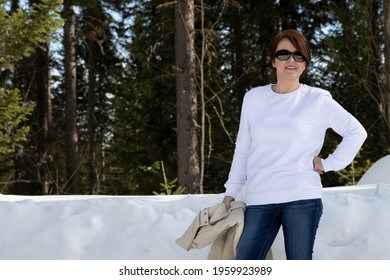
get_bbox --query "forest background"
[1,0,390,196]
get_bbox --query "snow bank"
[358,154,390,185]
[0,184,389,260]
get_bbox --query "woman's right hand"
[223,196,235,210]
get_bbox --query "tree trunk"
[87,36,97,195]
[384,0,390,148]
[34,42,52,195]
[63,0,80,194]
[30,0,52,195]
[175,0,200,194]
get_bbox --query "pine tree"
[0,0,61,193]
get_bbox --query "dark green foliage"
[1,0,388,194]
[105,0,178,194]
[0,0,62,69]
[0,89,34,154]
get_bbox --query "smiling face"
[272,38,307,83]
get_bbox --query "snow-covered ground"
[0,183,389,260]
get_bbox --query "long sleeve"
[224,94,252,199]
[319,93,367,172]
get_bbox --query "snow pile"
[358,154,390,185]
[0,184,389,260]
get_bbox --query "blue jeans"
[236,199,323,260]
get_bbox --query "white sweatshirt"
[224,84,367,205]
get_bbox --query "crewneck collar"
[269,83,304,96]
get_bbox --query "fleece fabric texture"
[224,84,367,205]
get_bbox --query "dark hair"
[269,29,311,69]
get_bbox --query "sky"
[0,183,389,260]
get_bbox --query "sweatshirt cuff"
[224,184,241,199]
[321,157,334,172]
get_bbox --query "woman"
[223,29,367,260]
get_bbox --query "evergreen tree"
[0,0,61,194]
[107,1,178,195]
[1,0,386,195]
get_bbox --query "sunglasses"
[275,49,305,62]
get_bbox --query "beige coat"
[175,201,245,260]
